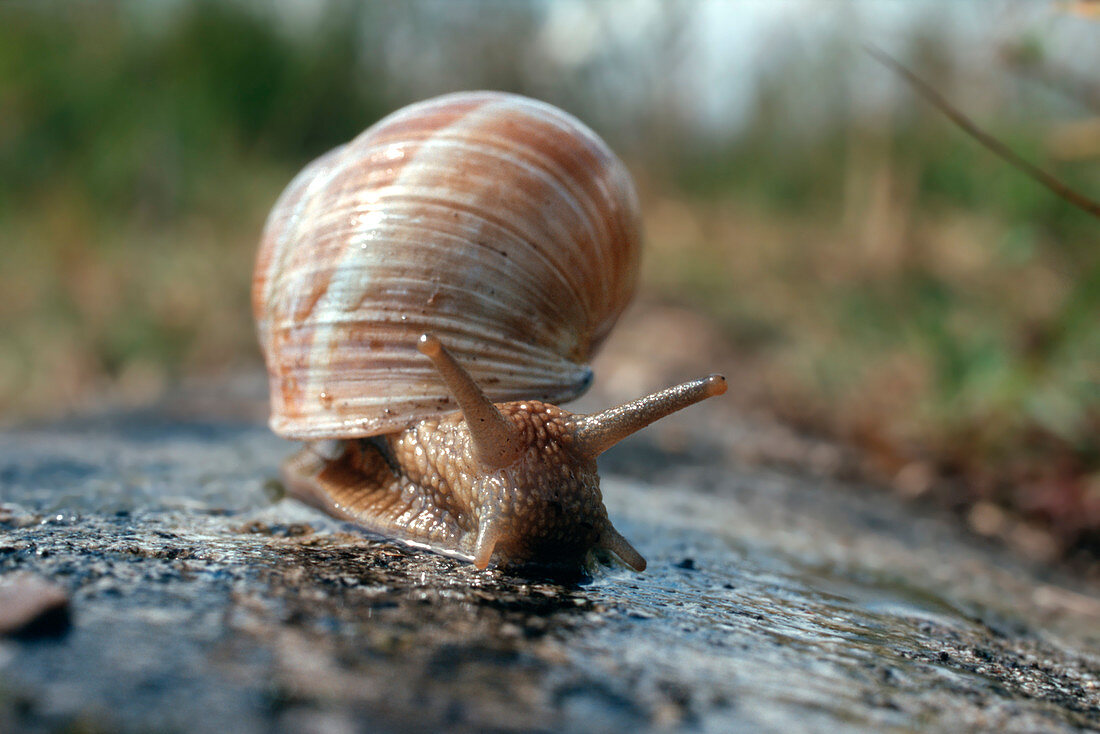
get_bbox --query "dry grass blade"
[865,45,1100,221]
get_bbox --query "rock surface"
[1,381,1099,733]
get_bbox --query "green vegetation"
[646,77,1099,551]
[1,4,1096,554]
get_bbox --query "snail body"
[254,92,726,572]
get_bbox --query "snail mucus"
[253,91,727,573]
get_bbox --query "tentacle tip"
[473,542,494,570]
[705,374,728,397]
[473,523,500,571]
[601,527,647,573]
[417,333,442,357]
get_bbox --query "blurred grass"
[1,2,389,412]
[0,3,1097,554]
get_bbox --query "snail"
[253,91,726,573]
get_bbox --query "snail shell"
[253,91,641,441]
[254,91,726,573]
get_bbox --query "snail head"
[417,333,727,572]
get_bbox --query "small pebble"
[0,573,71,639]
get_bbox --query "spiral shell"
[253,91,642,440]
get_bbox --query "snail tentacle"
[418,333,526,471]
[599,525,647,572]
[472,520,503,570]
[570,375,728,459]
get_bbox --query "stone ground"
[1,365,1099,733]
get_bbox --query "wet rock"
[0,390,1098,733]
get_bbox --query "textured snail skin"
[282,402,631,572]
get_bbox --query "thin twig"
[865,44,1100,220]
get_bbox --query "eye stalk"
[418,332,728,467]
[417,333,527,471]
[569,374,727,460]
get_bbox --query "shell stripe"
[300,99,502,417]
[254,91,640,439]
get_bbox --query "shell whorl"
[253,91,642,440]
